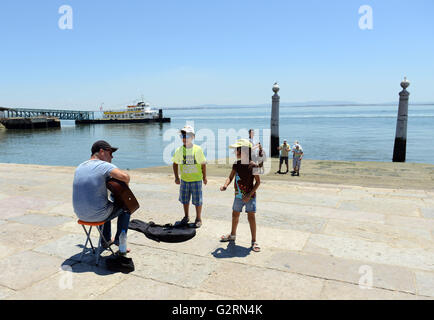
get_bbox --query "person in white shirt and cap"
[291,141,304,176]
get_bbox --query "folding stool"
[77,219,115,265]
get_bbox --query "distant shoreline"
[137,158,434,191]
[2,159,433,190]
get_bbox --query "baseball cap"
[180,125,195,135]
[229,139,253,149]
[91,140,118,154]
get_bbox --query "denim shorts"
[179,180,203,206]
[232,196,256,213]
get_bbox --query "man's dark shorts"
[280,156,289,165]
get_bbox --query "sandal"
[175,216,189,227]
[251,241,261,252]
[194,219,202,228]
[220,234,236,242]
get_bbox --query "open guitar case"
[106,178,196,243]
[128,219,196,243]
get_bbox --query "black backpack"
[129,219,196,243]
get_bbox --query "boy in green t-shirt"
[172,125,207,228]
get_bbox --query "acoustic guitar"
[106,178,140,214]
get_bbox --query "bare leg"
[195,205,202,221]
[231,211,240,235]
[247,212,256,242]
[183,203,189,218]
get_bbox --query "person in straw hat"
[219,139,261,252]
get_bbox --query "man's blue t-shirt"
[72,159,117,222]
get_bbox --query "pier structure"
[0,107,94,121]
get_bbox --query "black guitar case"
[128,219,196,243]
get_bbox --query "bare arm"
[220,169,236,191]
[201,164,207,185]
[110,168,130,185]
[173,163,180,184]
[245,175,260,199]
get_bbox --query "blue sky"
[0,0,433,109]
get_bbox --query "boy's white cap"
[180,125,195,135]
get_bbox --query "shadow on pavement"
[61,247,120,276]
[211,241,251,259]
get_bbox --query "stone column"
[393,77,410,162]
[270,82,280,157]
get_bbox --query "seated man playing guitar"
[73,140,131,251]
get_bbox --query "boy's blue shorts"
[179,180,203,206]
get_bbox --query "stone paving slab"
[265,250,417,294]
[7,213,72,228]
[0,250,63,290]
[98,276,195,300]
[199,262,325,299]
[385,215,434,231]
[338,198,423,217]
[131,246,219,289]
[259,209,327,233]
[0,196,53,219]
[421,208,434,219]
[415,271,434,297]
[320,280,425,300]
[0,222,66,254]
[33,233,101,263]
[0,285,15,300]
[304,234,434,272]
[322,219,433,249]
[304,206,386,224]
[8,262,128,300]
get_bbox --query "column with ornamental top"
[392,77,410,162]
[270,82,280,157]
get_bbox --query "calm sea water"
[0,105,433,169]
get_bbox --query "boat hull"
[75,118,170,124]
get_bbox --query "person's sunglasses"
[180,133,193,139]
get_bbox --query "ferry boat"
[102,101,160,120]
[75,101,170,124]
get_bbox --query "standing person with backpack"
[219,139,261,252]
[172,125,207,228]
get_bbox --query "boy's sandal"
[251,241,261,252]
[194,220,202,228]
[220,234,236,242]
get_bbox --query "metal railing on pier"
[0,107,94,120]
